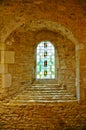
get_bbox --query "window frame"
[36,41,56,80]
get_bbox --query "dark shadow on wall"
[0,0,4,4]
[0,122,4,130]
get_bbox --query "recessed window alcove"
[3,20,80,102]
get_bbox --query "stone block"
[0,43,4,51]
[80,49,86,58]
[2,73,12,88]
[79,43,85,50]
[80,88,86,100]
[1,51,15,64]
[0,64,8,73]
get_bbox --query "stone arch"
[2,19,80,101]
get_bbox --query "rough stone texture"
[5,30,76,97]
[0,102,86,130]
[0,0,86,129]
[2,51,15,64]
[2,73,12,88]
[0,64,8,73]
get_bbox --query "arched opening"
[36,41,55,79]
[3,20,80,102]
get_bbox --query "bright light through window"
[36,41,55,79]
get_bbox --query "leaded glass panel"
[36,41,55,79]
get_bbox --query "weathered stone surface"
[2,73,12,88]
[0,0,86,129]
[1,51,15,64]
[0,102,86,130]
[0,64,8,73]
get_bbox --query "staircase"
[9,84,77,104]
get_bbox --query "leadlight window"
[36,41,55,79]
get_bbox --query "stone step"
[11,96,77,103]
[13,92,76,100]
[9,99,77,105]
[22,90,68,94]
[17,91,74,96]
[17,91,74,97]
[30,84,66,89]
[10,96,77,104]
[18,93,72,97]
[9,84,77,104]
[25,86,66,91]
[14,95,75,100]
[14,97,76,101]
[32,84,63,86]
[26,88,65,91]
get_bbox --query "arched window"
[36,41,55,79]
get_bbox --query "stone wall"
[0,102,86,130]
[5,29,76,97]
[0,0,86,130]
[0,0,85,100]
